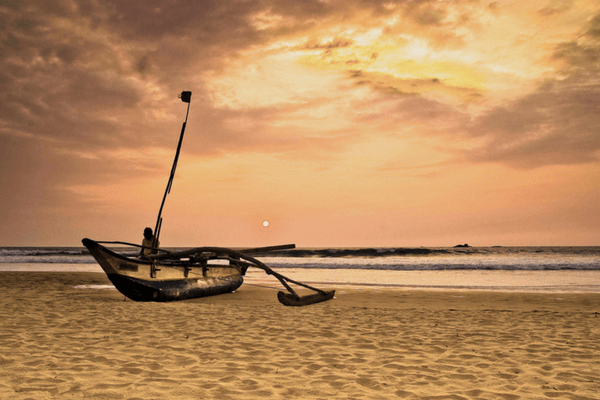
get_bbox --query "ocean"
[1,246,599,293]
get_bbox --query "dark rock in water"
[453,244,470,248]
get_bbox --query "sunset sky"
[1,0,599,247]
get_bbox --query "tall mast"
[153,91,192,248]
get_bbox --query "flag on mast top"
[179,91,192,103]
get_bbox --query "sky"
[1,0,599,247]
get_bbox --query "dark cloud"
[461,13,600,168]
[464,82,600,167]
[356,95,471,139]
[1,2,140,144]
[0,0,479,152]
[345,69,481,100]
[270,0,331,18]
[414,7,448,26]
[301,37,354,50]
[586,13,600,37]
[539,3,572,17]
[553,41,599,70]
[0,0,335,155]
[376,0,474,48]
[0,66,141,148]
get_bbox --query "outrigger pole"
[153,91,192,249]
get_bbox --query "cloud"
[539,0,574,16]
[1,0,600,246]
[461,13,600,168]
[464,86,600,167]
[2,1,598,164]
[347,69,483,100]
[0,2,144,146]
[301,36,355,50]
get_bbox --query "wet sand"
[1,272,599,399]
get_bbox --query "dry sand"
[1,272,599,400]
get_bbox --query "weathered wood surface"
[277,290,335,306]
[83,238,334,306]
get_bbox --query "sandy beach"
[1,272,599,400]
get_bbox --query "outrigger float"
[83,92,334,306]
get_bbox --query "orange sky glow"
[1,0,599,247]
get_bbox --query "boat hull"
[82,238,243,302]
[105,273,243,302]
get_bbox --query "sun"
[262,220,270,227]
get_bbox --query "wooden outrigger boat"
[82,238,334,305]
[83,91,334,306]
